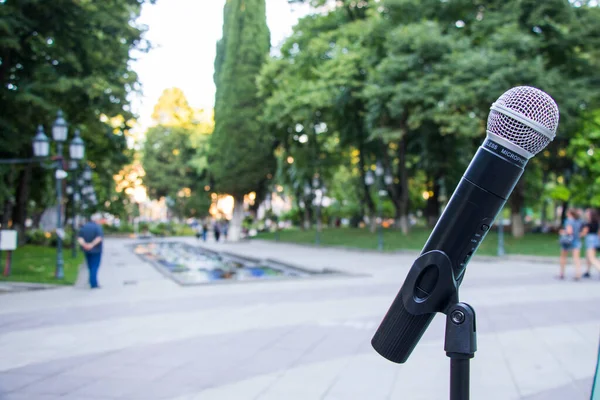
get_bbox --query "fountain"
[133,241,344,285]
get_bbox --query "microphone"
[371,86,560,364]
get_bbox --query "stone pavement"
[0,237,598,400]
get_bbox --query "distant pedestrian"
[558,208,583,280]
[214,221,221,242]
[200,221,208,242]
[581,208,600,278]
[78,217,104,289]
[222,220,229,241]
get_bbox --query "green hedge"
[25,229,73,248]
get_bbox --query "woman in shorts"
[581,208,600,278]
[558,208,583,280]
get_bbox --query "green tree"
[151,87,195,128]
[210,0,273,240]
[142,88,212,219]
[266,0,600,238]
[142,126,211,218]
[0,0,153,234]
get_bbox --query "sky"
[130,0,310,130]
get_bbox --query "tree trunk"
[32,212,43,229]
[509,179,525,237]
[369,216,376,233]
[539,171,548,228]
[1,200,13,229]
[1,168,16,229]
[13,165,32,245]
[397,136,410,234]
[303,204,311,230]
[425,179,441,227]
[560,201,569,227]
[229,195,245,242]
[357,145,375,228]
[511,213,525,237]
[540,200,547,227]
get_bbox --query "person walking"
[558,208,584,280]
[77,217,104,289]
[214,221,221,242]
[581,208,600,278]
[202,220,208,242]
[222,220,229,241]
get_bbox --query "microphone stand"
[375,250,477,400]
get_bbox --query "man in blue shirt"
[77,218,104,289]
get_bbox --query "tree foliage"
[210,0,274,199]
[259,0,600,235]
[0,0,153,229]
[141,88,212,218]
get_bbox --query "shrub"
[139,222,150,232]
[26,229,72,247]
[102,224,120,234]
[26,229,50,246]
[118,223,135,233]
[280,207,302,226]
[242,215,255,229]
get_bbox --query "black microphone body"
[371,138,528,363]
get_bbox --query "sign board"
[0,230,18,251]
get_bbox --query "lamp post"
[366,163,393,251]
[32,110,78,279]
[303,182,312,233]
[497,220,505,256]
[2,114,85,275]
[364,169,378,247]
[52,111,67,278]
[312,176,323,246]
[68,129,85,257]
[66,165,78,258]
[375,162,385,251]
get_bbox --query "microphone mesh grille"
[487,86,559,155]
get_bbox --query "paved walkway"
[0,237,598,399]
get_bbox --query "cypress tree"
[210,0,272,241]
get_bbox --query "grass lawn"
[0,245,84,285]
[256,227,560,257]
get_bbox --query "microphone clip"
[400,250,460,317]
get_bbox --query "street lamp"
[497,212,505,257]
[384,172,393,186]
[4,116,87,273]
[69,129,85,161]
[312,176,322,246]
[375,161,384,178]
[365,170,375,186]
[366,163,389,251]
[68,131,86,259]
[69,129,85,258]
[51,110,68,278]
[32,125,50,158]
[52,110,68,142]
[83,164,92,181]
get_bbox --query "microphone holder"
[445,302,477,400]
[371,250,477,400]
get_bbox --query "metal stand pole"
[450,359,470,400]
